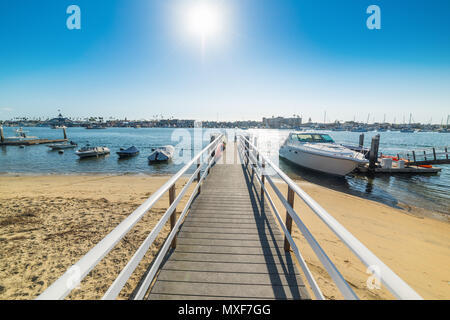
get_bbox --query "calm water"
[0,127,449,214]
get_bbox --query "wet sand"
[0,175,449,300]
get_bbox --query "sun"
[186,1,222,40]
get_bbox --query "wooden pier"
[359,134,448,175]
[0,126,68,146]
[147,163,309,300]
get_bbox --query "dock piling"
[0,126,4,143]
[359,134,364,148]
[368,134,380,171]
[433,148,436,161]
[63,127,67,140]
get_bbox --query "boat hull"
[279,147,362,176]
[76,147,110,158]
[48,144,77,150]
[148,151,170,162]
[117,151,139,158]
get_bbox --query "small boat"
[279,132,368,176]
[117,146,140,158]
[400,128,415,133]
[85,125,107,130]
[75,145,110,158]
[148,145,174,163]
[4,128,38,141]
[350,127,368,132]
[48,141,78,150]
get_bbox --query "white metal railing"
[37,134,224,300]
[237,135,422,300]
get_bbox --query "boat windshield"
[292,134,335,143]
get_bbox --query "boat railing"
[237,135,422,300]
[37,134,225,300]
[388,146,449,163]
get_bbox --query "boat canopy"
[290,133,335,143]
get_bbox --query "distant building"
[263,116,302,129]
[47,113,73,127]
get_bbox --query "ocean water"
[0,127,449,214]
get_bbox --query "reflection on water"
[279,157,401,209]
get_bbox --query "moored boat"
[117,146,140,158]
[148,145,174,163]
[48,141,78,150]
[75,145,110,158]
[279,132,368,176]
[3,128,38,141]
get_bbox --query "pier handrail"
[37,134,224,300]
[237,135,422,300]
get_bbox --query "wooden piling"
[368,134,380,171]
[169,184,177,249]
[284,187,295,252]
[446,147,448,160]
[0,126,4,143]
[359,134,364,147]
[63,127,67,140]
[433,148,437,161]
[412,151,416,163]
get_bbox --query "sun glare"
[187,2,222,39]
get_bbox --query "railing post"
[245,137,250,167]
[197,159,201,195]
[284,187,295,252]
[169,184,177,249]
[208,136,215,175]
[261,161,266,201]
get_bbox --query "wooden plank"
[150,281,304,299]
[173,238,285,248]
[170,252,296,265]
[178,232,283,241]
[175,244,294,256]
[148,294,273,300]
[155,270,305,287]
[180,226,282,235]
[161,260,301,275]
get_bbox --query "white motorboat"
[279,132,368,176]
[75,146,110,158]
[48,141,78,150]
[3,128,38,141]
[148,145,174,162]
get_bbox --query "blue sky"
[0,0,449,123]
